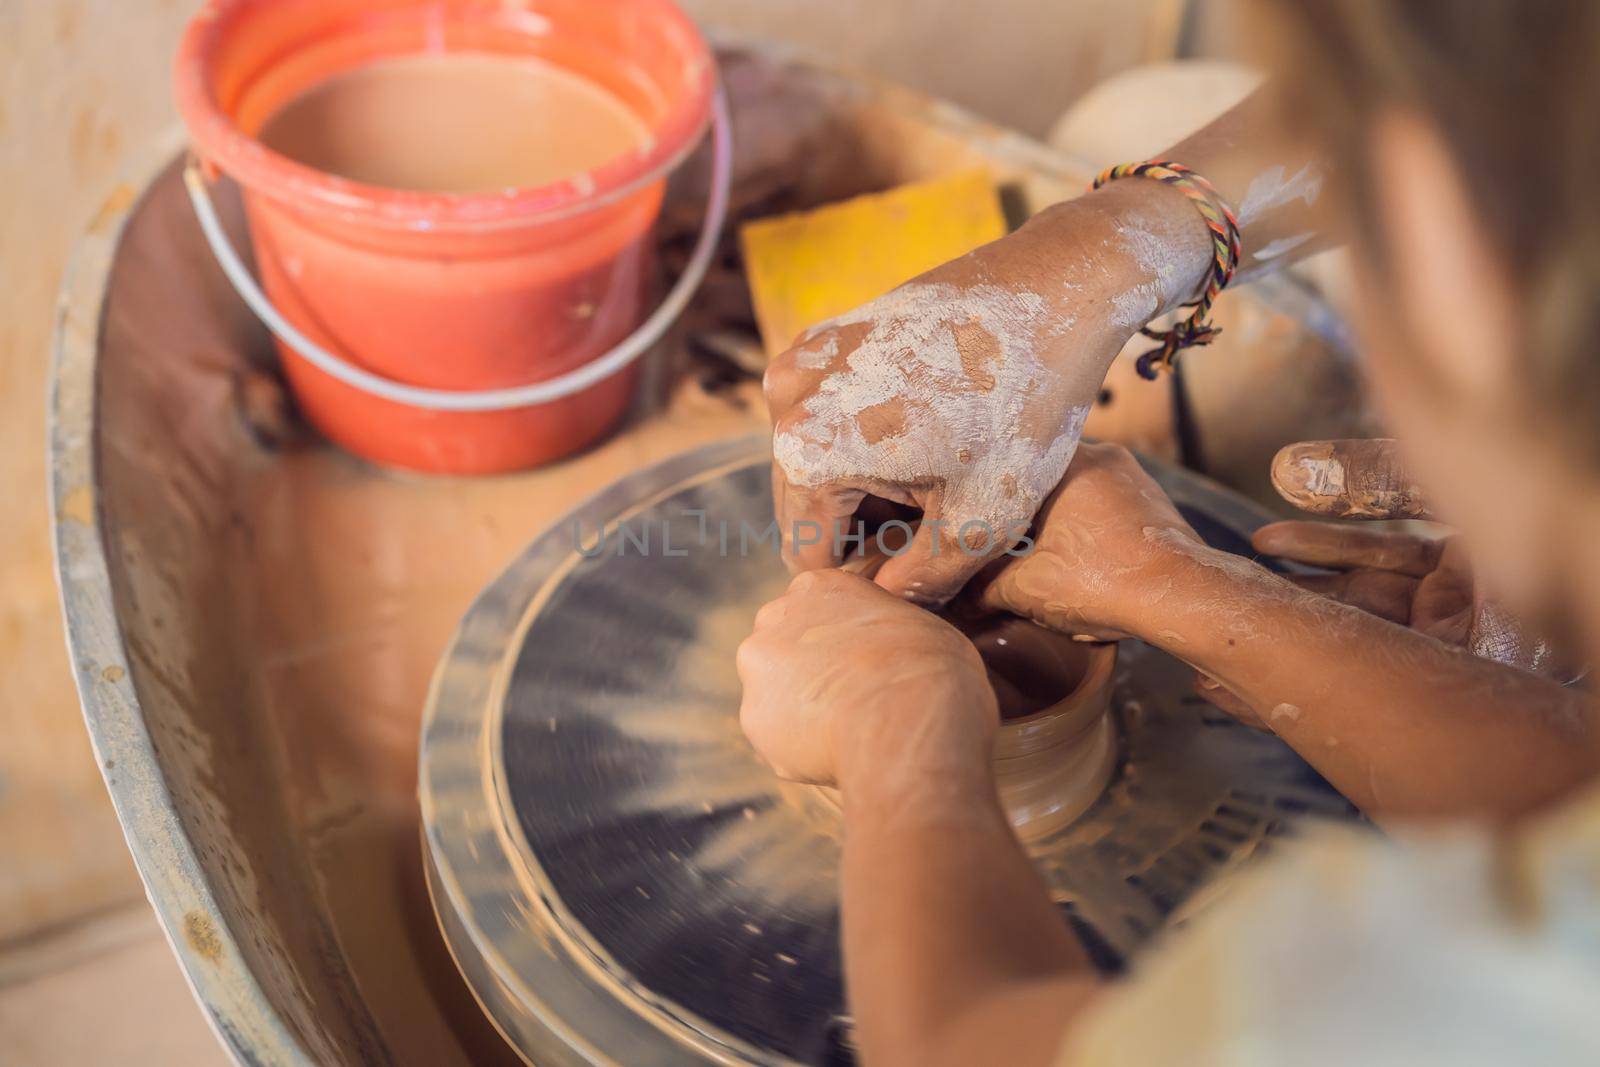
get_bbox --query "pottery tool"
[740,168,1008,357]
[419,434,1358,1066]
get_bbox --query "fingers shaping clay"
[841,545,1117,841]
[952,612,1118,842]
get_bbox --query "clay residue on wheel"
[609,580,844,913]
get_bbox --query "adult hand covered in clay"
[765,183,1213,607]
[974,441,1206,640]
[767,91,1341,609]
[736,570,998,786]
[1190,438,1570,725]
[1250,438,1568,676]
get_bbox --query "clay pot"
[835,548,1119,841]
[953,615,1118,842]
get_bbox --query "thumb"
[873,514,1003,609]
[1271,439,1430,520]
[973,557,1026,617]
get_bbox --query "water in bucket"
[176,0,716,474]
[257,53,650,195]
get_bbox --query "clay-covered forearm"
[1123,544,1598,823]
[764,92,1335,605]
[1017,88,1335,319]
[1158,89,1338,279]
[918,178,1216,404]
[835,714,1096,1066]
[998,88,1334,376]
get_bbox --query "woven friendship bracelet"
[1092,160,1243,379]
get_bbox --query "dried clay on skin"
[1140,524,1364,644]
[1271,441,1430,520]
[1471,599,1562,677]
[1253,232,1315,262]
[774,281,1092,535]
[1108,206,1213,330]
[1271,702,1303,723]
[613,585,842,912]
[1238,164,1324,227]
[1295,452,1348,497]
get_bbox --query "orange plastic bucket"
[174,0,717,474]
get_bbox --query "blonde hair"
[1255,0,1600,444]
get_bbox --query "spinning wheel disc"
[420,434,1355,1066]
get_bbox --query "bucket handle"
[183,87,733,413]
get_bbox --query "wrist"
[1044,181,1215,319]
[1120,537,1280,646]
[1115,536,1252,644]
[832,679,997,792]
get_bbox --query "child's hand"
[764,281,1102,608]
[975,442,1205,640]
[737,571,997,786]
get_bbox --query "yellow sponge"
[740,169,1007,358]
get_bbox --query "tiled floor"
[0,903,231,1066]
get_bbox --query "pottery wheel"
[420,434,1357,1066]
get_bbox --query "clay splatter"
[1238,164,1323,227]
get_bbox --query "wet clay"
[842,550,1117,840]
[256,53,649,193]
[955,613,1100,721]
[954,613,1118,841]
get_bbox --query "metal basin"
[49,47,1357,1067]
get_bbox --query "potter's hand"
[1253,521,1473,640]
[1192,517,1487,727]
[1256,439,1566,677]
[737,570,997,786]
[765,184,1213,608]
[976,441,1203,640]
[1268,438,1430,519]
[1195,440,1567,724]
[1250,521,1570,677]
